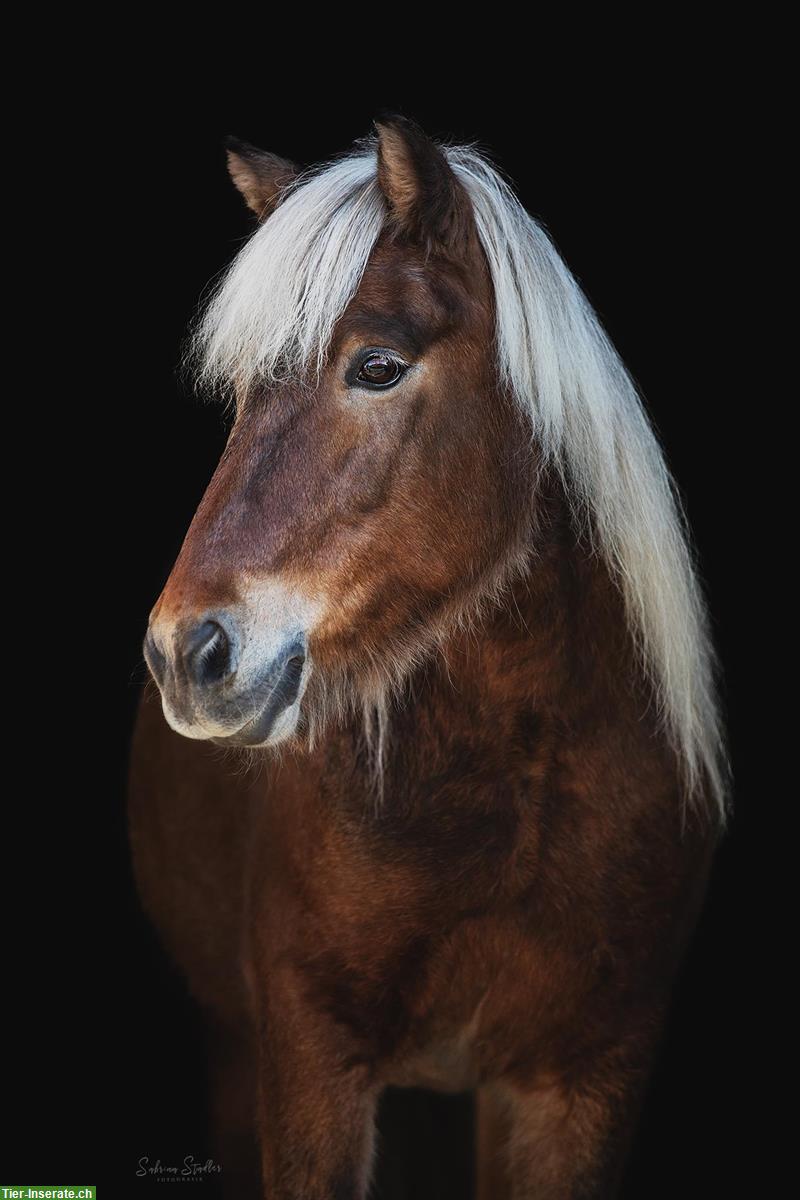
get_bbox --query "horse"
[129,116,729,1199]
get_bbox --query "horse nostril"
[284,653,305,683]
[184,619,234,686]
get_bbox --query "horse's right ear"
[225,136,298,221]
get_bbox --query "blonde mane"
[190,140,729,822]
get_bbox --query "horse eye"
[355,352,405,388]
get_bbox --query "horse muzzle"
[144,609,309,747]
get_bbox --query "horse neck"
[386,483,653,772]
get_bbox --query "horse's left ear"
[375,116,475,255]
[225,136,298,221]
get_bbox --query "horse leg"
[501,1056,648,1199]
[475,1083,514,1199]
[205,1018,261,1198]
[253,965,379,1200]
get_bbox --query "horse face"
[144,122,529,748]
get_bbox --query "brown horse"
[129,117,728,1198]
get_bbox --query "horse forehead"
[349,242,481,328]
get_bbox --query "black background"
[5,76,750,1198]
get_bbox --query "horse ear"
[225,136,298,221]
[374,116,474,254]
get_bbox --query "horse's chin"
[159,690,305,750]
[209,699,303,749]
